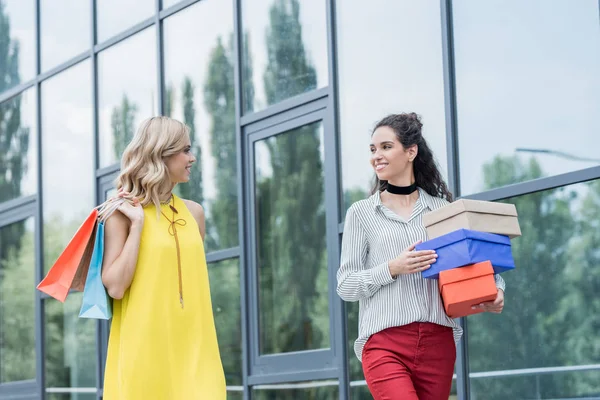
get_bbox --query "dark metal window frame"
[243,98,345,386]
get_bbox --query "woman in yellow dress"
[101,116,226,399]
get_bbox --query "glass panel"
[0,217,35,382]
[96,0,154,43]
[225,391,244,400]
[337,0,448,212]
[0,87,37,203]
[41,0,90,71]
[208,258,242,386]
[453,0,600,195]
[42,60,93,273]
[98,27,157,167]
[45,294,96,395]
[346,301,363,390]
[241,0,328,113]
[163,0,238,251]
[254,121,328,354]
[47,394,96,400]
[470,370,600,400]
[468,178,600,398]
[252,381,338,399]
[162,0,182,9]
[0,0,35,92]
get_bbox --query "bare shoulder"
[104,209,130,232]
[181,199,205,223]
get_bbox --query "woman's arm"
[101,199,145,299]
[336,206,396,302]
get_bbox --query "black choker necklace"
[386,182,418,195]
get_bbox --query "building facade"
[0,0,599,399]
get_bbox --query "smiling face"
[370,126,417,184]
[164,135,195,184]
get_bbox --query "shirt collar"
[370,187,437,211]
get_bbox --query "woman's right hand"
[388,241,437,277]
[116,190,144,225]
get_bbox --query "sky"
[3,0,600,217]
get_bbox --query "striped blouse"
[337,187,506,361]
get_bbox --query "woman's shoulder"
[180,198,205,220]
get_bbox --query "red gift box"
[438,261,498,318]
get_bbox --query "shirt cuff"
[494,274,506,292]
[370,262,396,286]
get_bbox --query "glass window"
[162,0,182,9]
[44,294,96,396]
[98,27,157,167]
[0,88,37,204]
[41,60,93,273]
[41,0,90,72]
[241,0,328,113]
[224,391,243,400]
[254,121,329,354]
[0,217,35,383]
[96,0,154,43]
[468,177,600,398]
[453,0,600,195]
[0,0,35,92]
[208,258,242,387]
[252,381,338,399]
[47,395,96,400]
[163,0,238,252]
[336,0,449,212]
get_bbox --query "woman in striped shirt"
[337,113,505,400]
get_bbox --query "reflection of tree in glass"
[111,95,138,161]
[204,36,239,250]
[553,178,600,396]
[256,0,327,367]
[44,295,96,391]
[202,33,244,386]
[263,0,316,104]
[0,222,35,382]
[175,77,205,213]
[0,3,34,384]
[0,0,28,253]
[207,259,242,386]
[468,155,582,399]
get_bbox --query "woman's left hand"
[472,289,504,313]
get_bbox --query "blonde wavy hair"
[116,116,190,210]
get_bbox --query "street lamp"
[515,148,600,164]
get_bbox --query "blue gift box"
[415,228,515,279]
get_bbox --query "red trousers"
[362,323,456,400]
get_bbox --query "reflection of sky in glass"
[163,0,233,203]
[3,0,35,85]
[241,0,328,112]
[42,60,93,219]
[453,0,600,195]
[162,0,183,9]
[337,0,448,201]
[41,0,90,72]
[96,0,154,43]
[98,27,157,167]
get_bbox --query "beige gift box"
[423,199,521,239]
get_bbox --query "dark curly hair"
[370,113,453,202]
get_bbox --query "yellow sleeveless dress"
[103,195,226,399]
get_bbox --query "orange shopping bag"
[37,209,99,302]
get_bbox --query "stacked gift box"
[415,199,521,318]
